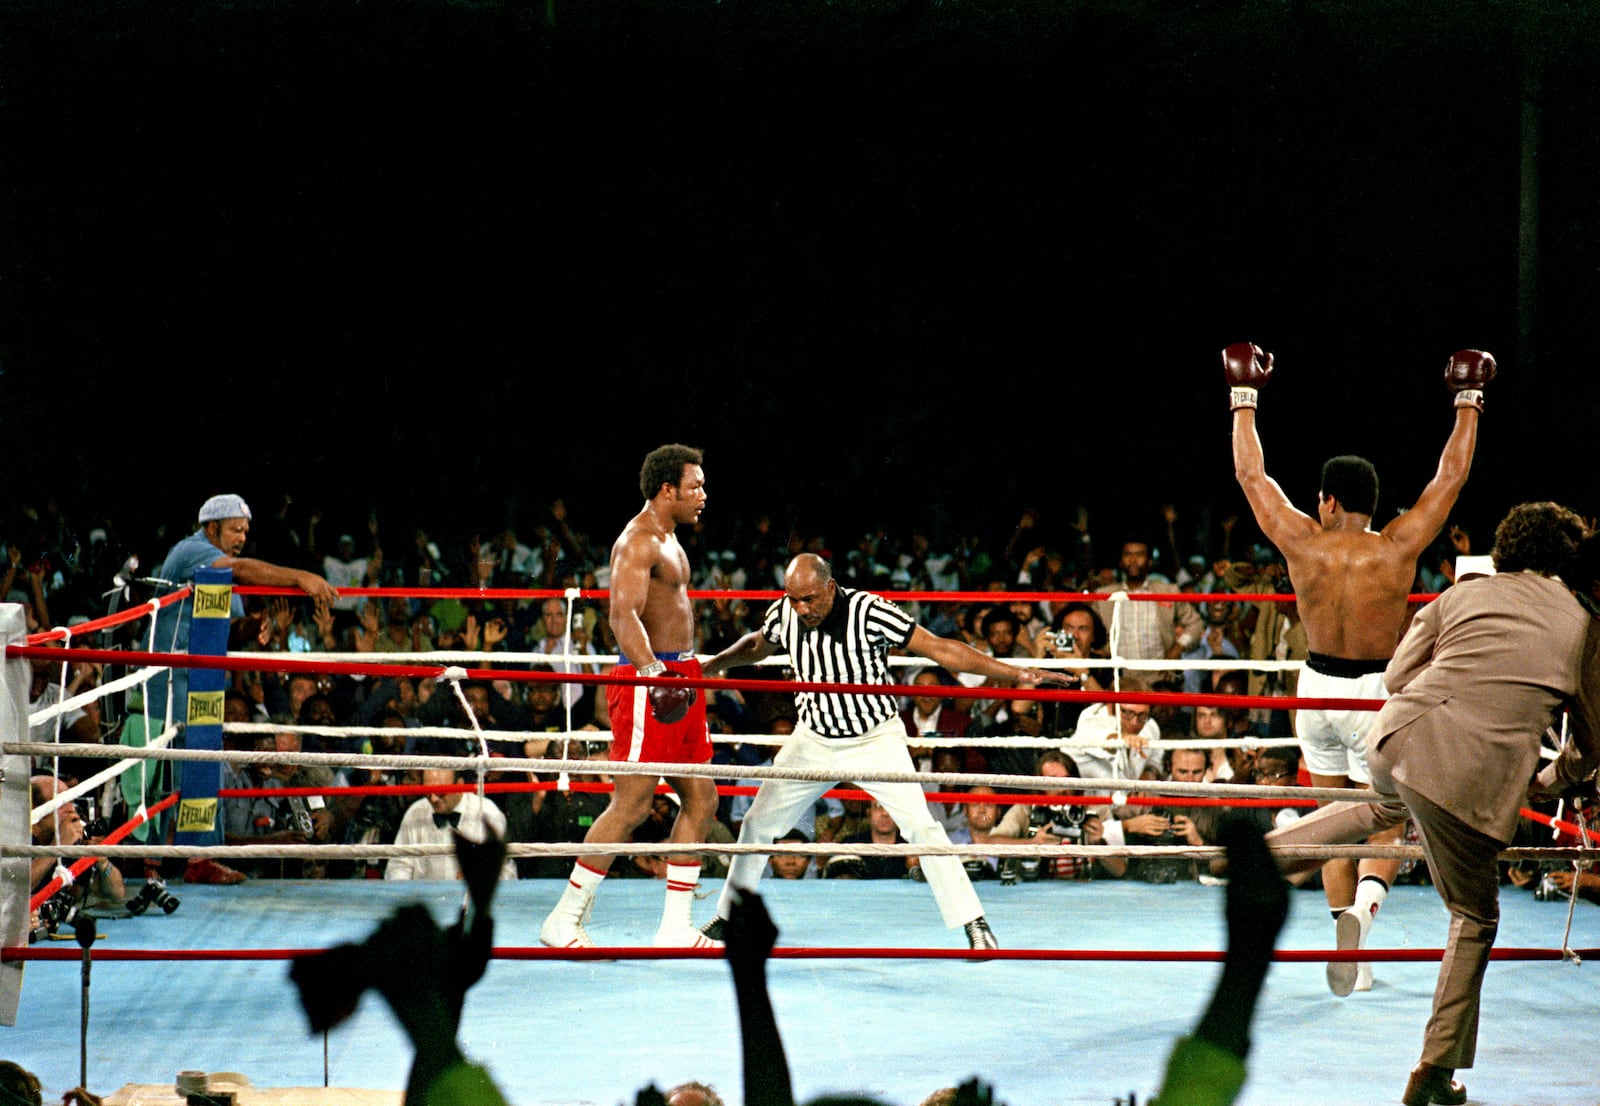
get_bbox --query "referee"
[697,553,1065,950]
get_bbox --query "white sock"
[1353,875,1389,926]
[662,862,700,929]
[558,859,607,915]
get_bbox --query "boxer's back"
[1287,528,1417,660]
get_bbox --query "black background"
[4,0,1597,564]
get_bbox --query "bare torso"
[610,508,696,659]
[1284,527,1418,660]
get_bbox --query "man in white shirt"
[386,768,515,882]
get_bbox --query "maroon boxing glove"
[1222,342,1273,410]
[648,671,696,724]
[1445,349,1496,411]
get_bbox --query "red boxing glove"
[1445,349,1496,411]
[649,671,696,724]
[1222,342,1273,410]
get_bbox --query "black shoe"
[700,916,726,942]
[1402,1063,1466,1106]
[964,916,998,952]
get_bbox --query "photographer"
[1030,601,1109,694]
[970,752,1125,881]
[29,777,125,935]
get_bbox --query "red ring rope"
[4,945,1586,963]
[2,645,1382,712]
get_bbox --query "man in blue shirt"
[143,494,338,883]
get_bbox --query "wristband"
[1453,389,1484,411]
[638,660,666,679]
[1229,386,1258,410]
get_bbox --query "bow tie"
[432,811,462,829]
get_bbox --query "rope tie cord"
[440,664,491,801]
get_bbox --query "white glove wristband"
[1229,386,1258,410]
[638,660,666,678]
[1453,389,1484,411]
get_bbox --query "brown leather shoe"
[184,858,247,885]
[1402,1063,1466,1105]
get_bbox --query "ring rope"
[26,721,179,823]
[1,741,1377,802]
[229,585,1443,606]
[4,644,1385,712]
[240,648,1309,674]
[9,841,1591,864]
[218,720,1303,754]
[22,588,188,645]
[26,792,180,912]
[3,943,1591,965]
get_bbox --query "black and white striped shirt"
[760,586,918,737]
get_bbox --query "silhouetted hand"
[724,889,778,975]
[454,825,506,920]
[1215,815,1289,960]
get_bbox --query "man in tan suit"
[1264,502,1600,1106]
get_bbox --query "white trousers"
[716,715,983,928]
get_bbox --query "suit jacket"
[1370,571,1600,843]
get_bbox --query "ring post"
[1,604,32,1024]
[174,567,231,849]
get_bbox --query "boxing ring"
[5,583,1599,1105]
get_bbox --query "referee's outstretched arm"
[903,625,1068,689]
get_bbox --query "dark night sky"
[3,0,1598,565]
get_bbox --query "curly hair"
[1490,501,1589,576]
[1320,455,1379,516]
[638,443,703,500]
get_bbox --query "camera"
[126,877,181,916]
[1533,872,1566,902]
[31,888,79,941]
[1042,804,1090,841]
[1135,828,1187,884]
[77,797,111,839]
[287,796,316,838]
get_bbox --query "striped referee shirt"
[760,586,918,737]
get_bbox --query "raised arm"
[1382,351,1493,555]
[1224,343,1319,552]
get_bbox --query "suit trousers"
[716,714,983,928]
[1265,783,1501,1069]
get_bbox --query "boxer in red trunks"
[539,444,721,948]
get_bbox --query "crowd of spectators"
[7,493,1508,906]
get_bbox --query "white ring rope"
[27,723,179,824]
[234,649,1306,673]
[5,741,1373,803]
[219,720,1300,754]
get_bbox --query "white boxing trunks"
[1296,653,1389,783]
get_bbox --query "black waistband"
[1306,652,1389,678]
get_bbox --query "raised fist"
[1222,342,1273,409]
[1445,349,1496,410]
[649,672,697,724]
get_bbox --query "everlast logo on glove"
[1445,349,1496,411]
[1222,341,1274,410]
